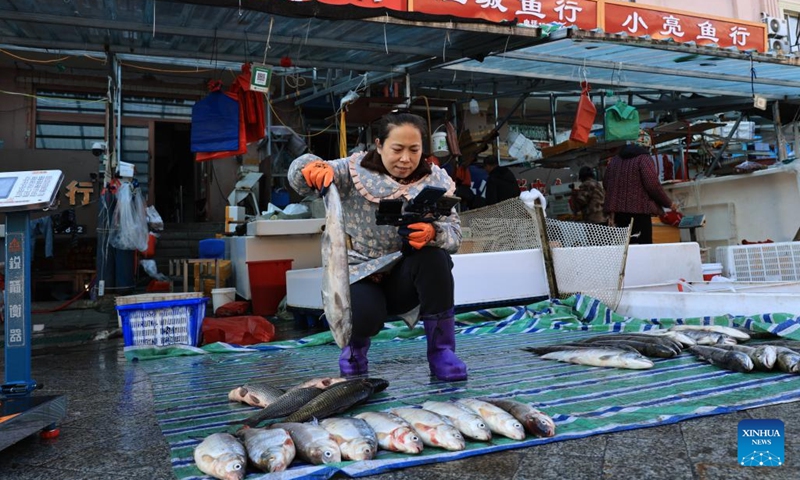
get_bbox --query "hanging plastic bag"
[146,205,164,231]
[569,82,597,144]
[604,100,640,141]
[201,316,276,346]
[110,182,149,252]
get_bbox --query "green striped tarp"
[138,294,800,479]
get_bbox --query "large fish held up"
[321,182,352,349]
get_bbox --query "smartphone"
[410,186,446,206]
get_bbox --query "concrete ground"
[1,305,799,480]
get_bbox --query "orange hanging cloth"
[230,63,266,143]
[569,81,597,144]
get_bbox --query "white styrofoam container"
[716,241,800,282]
[246,218,325,236]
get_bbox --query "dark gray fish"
[523,343,639,355]
[733,327,776,339]
[688,345,754,372]
[712,344,777,371]
[477,397,556,437]
[584,339,680,358]
[242,387,324,427]
[364,378,390,394]
[773,346,800,373]
[283,379,375,423]
[579,334,683,352]
[678,330,738,346]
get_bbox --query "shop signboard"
[604,1,767,52]
[412,0,600,29]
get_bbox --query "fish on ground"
[283,379,378,423]
[390,407,466,451]
[773,346,800,373]
[354,411,424,454]
[688,345,754,372]
[237,427,295,473]
[578,333,684,351]
[477,398,556,437]
[242,387,324,427]
[523,343,640,355]
[674,329,738,346]
[456,398,526,440]
[577,339,679,358]
[320,417,378,461]
[193,433,246,480]
[321,182,352,349]
[638,330,697,348]
[288,377,348,392]
[712,344,777,371]
[530,347,655,370]
[421,400,492,441]
[669,325,750,341]
[227,382,285,408]
[271,422,341,465]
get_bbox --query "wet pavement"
[1,307,799,479]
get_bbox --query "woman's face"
[377,123,423,179]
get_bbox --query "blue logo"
[738,419,784,467]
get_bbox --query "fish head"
[392,427,423,454]
[365,378,390,393]
[214,453,246,480]
[525,414,557,437]
[464,418,493,441]
[756,346,777,370]
[436,426,466,451]
[341,438,377,461]
[308,444,342,464]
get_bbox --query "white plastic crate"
[716,242,800,281]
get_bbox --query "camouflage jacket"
[570,178,608,224]
[288,152,462,283]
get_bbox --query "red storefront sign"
[604,2,767,52]
[313,0,408,10]
[411,0,600,29]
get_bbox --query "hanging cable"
[749,54,757,99]
[0,48,70,64]
[263,17,274,65]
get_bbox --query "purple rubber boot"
[422,309,467,381]
[339,336,370,376]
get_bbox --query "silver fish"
[271,422,341,465]
[390,407,466,451]
[773,346,800,373]
[478,398,556,437]
[456,398,526,440]
[673,329,737,346]
[228,382,285,408]
[669,325,750,341]
[688,345,754,372]
[538,347,654,370]
[238,427,295,473]
[193,433,246,480]
[421,400,492,441]
[712,344,777,371]
[354,411,424,454]
[322,182,352,349]
[320,417,378,461]
[638,330,696,348]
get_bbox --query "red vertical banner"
[604,2,766,52]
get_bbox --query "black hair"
[376,113,428,145]
[578,166,595,181]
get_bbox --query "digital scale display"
[0,177,16,199]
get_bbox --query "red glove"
[400,222,436,250]
[301,160,334,191]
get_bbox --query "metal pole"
[533,201,559,298]
[704,115,743,176]
[493,83,500,164]
[773,100,787,162]
[549,93,558,145]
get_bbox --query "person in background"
[603,130,679,244]
[483,156,519,205]
[288,112,467,382]
[570,166,608,225]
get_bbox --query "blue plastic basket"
[116,298,207,347]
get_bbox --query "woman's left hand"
[398,222,436,249]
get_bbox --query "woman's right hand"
[301,160,334,191]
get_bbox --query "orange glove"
[399,222,436,250]
[301,160,334,191]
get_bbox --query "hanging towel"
[30,217,53,258]
[604,101,640,142]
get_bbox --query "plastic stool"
[199,239,225,259]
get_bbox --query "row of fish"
[195,397,555,479]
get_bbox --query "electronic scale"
[0,170,66,450]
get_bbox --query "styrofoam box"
[716,241,800,282]
[246,218,325,236]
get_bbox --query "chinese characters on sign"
[65,180,94,206]
[5,232,26,347]
[412,0,599,29]
[605,3,765,52]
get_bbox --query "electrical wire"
[120,62,212,74]
[0,89,107,104]
[267,95,335,137]
[32,277,95,314]
[0,48,70,64]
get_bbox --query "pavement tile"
[603,426,694,480]
[514,452,604,480]
[358,449,525,479]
